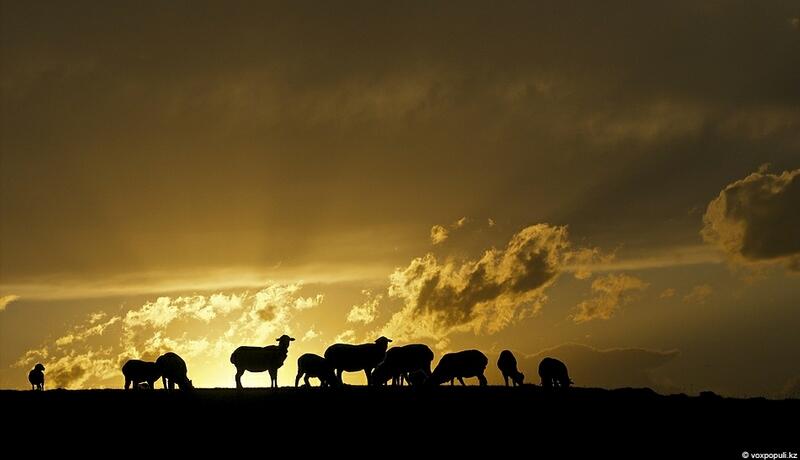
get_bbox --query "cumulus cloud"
[15,282,323,388]
[520,343,679,391]
[702,168,800,271]
[430,225,449,245]
[573,274,649,323]
[334,329,356,344]
[0,294,20,312]
[346,290,383,324]
[683,284,713,305]
[302,328,320,342]
[382,224,598,340]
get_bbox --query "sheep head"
[374,336,392,349]
[276,335,296,349]
[34,363,45,372]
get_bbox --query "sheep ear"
[289,337,295,341]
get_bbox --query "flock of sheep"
[26,336,573,390]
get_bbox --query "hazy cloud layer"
[683,284,714,305]
[14,283,322,388]
[381,224,600,340]
[573,274,649,323]
[702,168,800,271]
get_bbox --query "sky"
[1,1,799,397]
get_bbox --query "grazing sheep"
[122,359,161,390]
[371,344,434,386]
[230,334,295,388]
[497,350,524,387]
[156,352,193,390]
[427,350,488,386]
[324,336,392,385]
[295,353,338,387]
[538,357,572,389]
[28,363,45,391]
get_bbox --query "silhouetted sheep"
[538,357,572,389]
[295,353,338,387]
[324,336,392,385]
[497,350,524,387]
[28,363,45,391]
[427,350,488,386]
[156,352,193,390]
[122,359,161,390]
[230,334,295,388]
[371,344,434,386]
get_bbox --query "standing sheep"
[156,352,193,390]
[427,350,488,386]
[230,334,295,388]
[324,336,392,385]
[538,357,572,389]
[497,350,524,387]
[28,363,45,391]
[122,359,161,390]
[371,344,434,386]
[295,353,338,387]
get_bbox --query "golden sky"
[1,1,799,396]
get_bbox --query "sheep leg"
[458,377,466,386]
[364,368,372,386]
[269,369,278,388]
[295,372,302,387]
[503,374,509,387]
[125,378,131,390]
[235,368,244,389]
[478,374,487,386]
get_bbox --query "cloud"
[15,282,323,388]
[0,294,20,312]
[334,329,356,344]
[346,290,382,324]
[55,314,120,347]
[487,218,495,227]
[573,274,649,323]
[683,284,713,305]
[453,217,468,229]
[702,168,800,271]
[430,225,449,245]
[382,224,597,340]
[301,328,320,342]
[659,288,676,299]
[521,343,679,391]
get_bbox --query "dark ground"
[3,386,797,456]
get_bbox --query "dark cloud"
[702,168,800,271]
[2,1,799,283]
[521,343,679,391]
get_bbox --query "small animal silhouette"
[427,350,488,386]
[295,353,338,387]
[230,334,295,388]
[497,350,524,386]
[122,359,161,390]
[28,363,45,391]
[156,352,193,390]
[324,336,392,385]
[538,357,572,389]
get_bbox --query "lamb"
[156,352,193,390]
[497,350,524,387]
[370,344,434,386]
[427,349,488,386]
[324,336,392,385]
[295,353,338,387]
[538,357,572,389]
[28,363,45,391]
[122,359,161,390]
[230,334,295,388]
